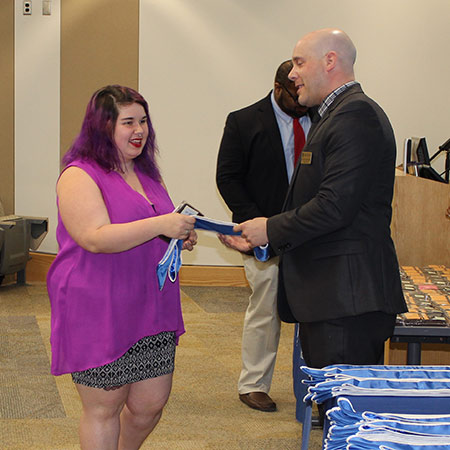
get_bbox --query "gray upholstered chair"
[0,198,48,285]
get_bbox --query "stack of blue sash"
[299,365,450,450]
[302,365,450,404]
[326,397,450,449]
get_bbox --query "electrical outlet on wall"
[23,1,32,15]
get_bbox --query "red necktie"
[293,119,305,166]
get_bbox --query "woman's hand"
[158,213,196,240]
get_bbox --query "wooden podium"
[391,169,449,266]
[388,169,450,364]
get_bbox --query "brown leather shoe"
[239,392,277,412]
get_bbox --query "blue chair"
[293,323,308,423]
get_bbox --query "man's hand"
[182,230,198,251]
[234,217,268,247]
[217,234,252,253]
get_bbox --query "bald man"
[232,28,407,372]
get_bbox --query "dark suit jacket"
[216,93,289,223]
[267,84,407,323]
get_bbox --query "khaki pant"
[238,254,281,394]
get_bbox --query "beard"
[278,94,308,119]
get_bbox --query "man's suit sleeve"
[216,112,263,221]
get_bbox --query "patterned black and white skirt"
[71,331,176,389]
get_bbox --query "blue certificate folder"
[156,203,269,289]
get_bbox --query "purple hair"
[63,85,161,181]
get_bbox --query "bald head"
[303,28,356,75]
[288,28,357,106]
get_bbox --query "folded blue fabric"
[253,244,270,262]
[306,377,450,404]
[156,238,183,290]
[194,217,240,235]
[347,430,450,450]
[303,365,450,381]
[324,397,450,450]
[301,365,450,403]
[156,215,269,289]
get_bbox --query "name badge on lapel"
[300,151,312,165]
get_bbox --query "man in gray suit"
[230,28,407,371]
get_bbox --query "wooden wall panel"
[60,0,139,161]
[0,0,15,214]
[26,253,249,287]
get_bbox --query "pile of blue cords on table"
[301,365,450,450]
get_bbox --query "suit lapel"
[282,115,327,210]
[282,85,363,211]
[258,94,289,183]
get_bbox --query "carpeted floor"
[0,281,323,449]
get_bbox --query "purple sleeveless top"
[47,160,184,376]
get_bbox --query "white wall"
[15,0,60,253]
[139,0,450,266]
[13,1,449,260]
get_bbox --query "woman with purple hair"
[47,85,197,449]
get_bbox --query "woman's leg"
[75,382,130,450]
[118,373,173,450]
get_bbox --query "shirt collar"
[318,81,359,117]
[270,90,292,125]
